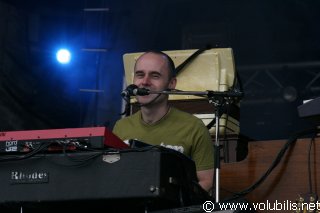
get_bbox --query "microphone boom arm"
[148,89,243,99]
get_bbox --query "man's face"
[133,52,176,106]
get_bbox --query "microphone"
[121,84,137,97]
[134,87,149,96]
[121,84,150,97]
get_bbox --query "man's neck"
[140,102,170,124]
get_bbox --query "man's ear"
[168,77,177,89]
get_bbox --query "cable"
[307,137,315,194]
[175,46,211,76]
[63,151,103,167]
[120,95,131,116]
[223,127,318,202]
[0,142,53,162]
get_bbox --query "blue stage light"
[56,49,71,64]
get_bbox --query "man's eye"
[152,74,160,79]
[135,73,144,78]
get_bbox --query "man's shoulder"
[170,108,205,125]
[171,107,201,120]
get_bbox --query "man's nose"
[141,76,151,86]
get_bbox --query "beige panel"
[123,48,235,101]
[195,113,240,135]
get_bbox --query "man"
[113,51,214,192]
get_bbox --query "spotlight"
[56,49,71,64]
[283,86,298,102]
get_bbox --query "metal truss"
[237,61,320,105]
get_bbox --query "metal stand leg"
[214,102,221,203]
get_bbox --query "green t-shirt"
[113,107,214,171]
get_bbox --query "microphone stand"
[146,89,242,203]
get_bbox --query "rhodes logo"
[10,171,49,184]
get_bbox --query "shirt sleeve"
[191,119,214,171]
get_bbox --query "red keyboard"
[0,127,128,153]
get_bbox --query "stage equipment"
[0,127,128,154]
[298,96,320,126]
[0,147,207,212]
[220,137,320,213]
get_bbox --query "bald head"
[135,51,176,80]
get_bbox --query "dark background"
[1,0,320,140]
